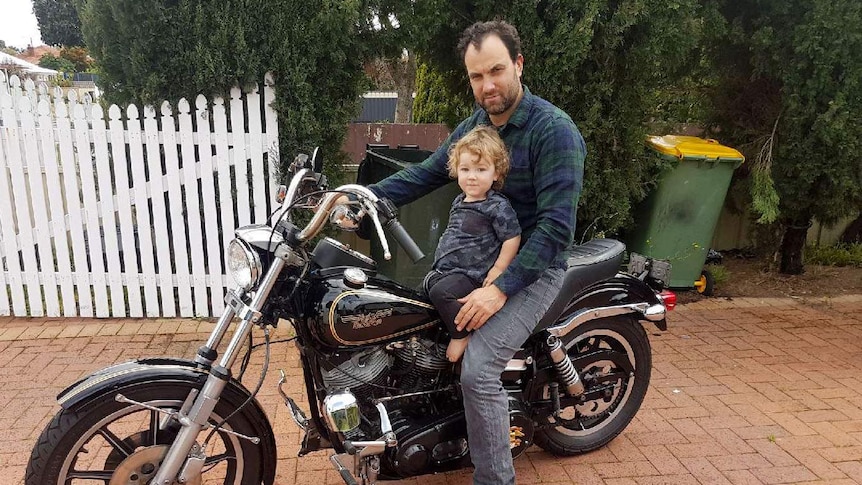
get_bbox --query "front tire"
[535,316,652,455]
[26,380,276,485]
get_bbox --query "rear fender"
[554,273,667,331]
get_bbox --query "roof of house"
[16,45,62,65]
[0,52,58,75]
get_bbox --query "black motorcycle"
[26,149,674,485]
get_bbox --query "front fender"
[58,358,213,409]
[556,273,667,331]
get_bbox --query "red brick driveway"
[1,295,861,484]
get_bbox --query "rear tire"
[534,317,652,455]
[25,380,276,485]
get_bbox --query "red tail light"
[659,290,677,311]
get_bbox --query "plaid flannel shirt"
[370,86,586,297]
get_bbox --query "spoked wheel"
[535,317,652,455]
[26,381,275,485]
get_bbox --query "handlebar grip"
[385,220,425,263]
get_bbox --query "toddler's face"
[456,149,498,202]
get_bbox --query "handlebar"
[291,179,425,262]
[385,219,425,263]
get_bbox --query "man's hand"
[455,284,508,332]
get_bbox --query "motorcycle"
[26,149,675,485]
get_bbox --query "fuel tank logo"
[342,308,393,330]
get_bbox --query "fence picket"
[212,96,236,293]
[6,98,43,315]
[246,85,267,223]
[264,73,280,209]
[21,97,62,316]
[91,104,126,317]
[107,105,143,317]
[143,105,175,317]
[37,98,76,316]
[161,101,194,317]
[127,105,159,317]
[195,95,224,314]
[55,89,93,317]
[229,88,252,228]
[0,90,26,316]
[72,102,110,317]
[177,98,208,316]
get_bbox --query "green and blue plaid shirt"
[371,86,586,297]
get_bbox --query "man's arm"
[369,119,472,206]
[493,116,585,297]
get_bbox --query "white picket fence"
[0,72,280,318]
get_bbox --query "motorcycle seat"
[535,238,626,331]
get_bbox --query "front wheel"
[26,380,276,485]
[534,316,652,455]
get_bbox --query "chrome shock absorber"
[546,335,585,396]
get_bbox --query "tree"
[33,0,85,46]
[707,0,862,273]
[38,53,75,72]
[79,0,368,182]
[406,0,719,237]
[60,46,93,72]
[412,59,471,125]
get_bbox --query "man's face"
[464,34,523,120]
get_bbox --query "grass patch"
[706,263,730,287]
[805,243,862,267]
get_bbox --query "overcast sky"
[1,0,43,49]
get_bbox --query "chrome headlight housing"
[227,239,262,290]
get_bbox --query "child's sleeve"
[492,199,521,242]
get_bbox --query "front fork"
[147,257,286,485]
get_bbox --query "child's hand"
[483,266,503,287]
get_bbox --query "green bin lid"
[647,135,745,162]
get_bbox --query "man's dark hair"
[456,20,522,62]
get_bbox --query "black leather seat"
[536,239,626,330]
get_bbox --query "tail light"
[659,290,677,311]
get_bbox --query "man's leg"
[460,268,564,485]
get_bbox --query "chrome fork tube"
[150,258,286,485]
[194,307,236,367]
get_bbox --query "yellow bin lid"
[647,135,745,162]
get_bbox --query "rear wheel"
[25,380,275,485]
[534,317,652,455]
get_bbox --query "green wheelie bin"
[356,146,461,289]
[626,135,744,295]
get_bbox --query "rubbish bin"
[625,135,744,295]
[356,145,461,288]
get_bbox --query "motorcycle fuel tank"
[308,270,440,349]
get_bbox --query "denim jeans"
[460,267,565,485]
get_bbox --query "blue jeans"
[461,267,565,485]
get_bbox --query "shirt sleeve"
[494,116,586,297]
[368,119,472,206]
[491,197,521,242]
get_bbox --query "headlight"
[227,239,262,290]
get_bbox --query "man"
[369,20,585,484]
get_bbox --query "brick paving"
[1,294,861,484]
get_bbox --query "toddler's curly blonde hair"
[446,125,510,190]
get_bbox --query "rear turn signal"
[659,290,677,311]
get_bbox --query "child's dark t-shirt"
[432,190,521,285]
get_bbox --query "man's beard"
[478,80,520,115]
